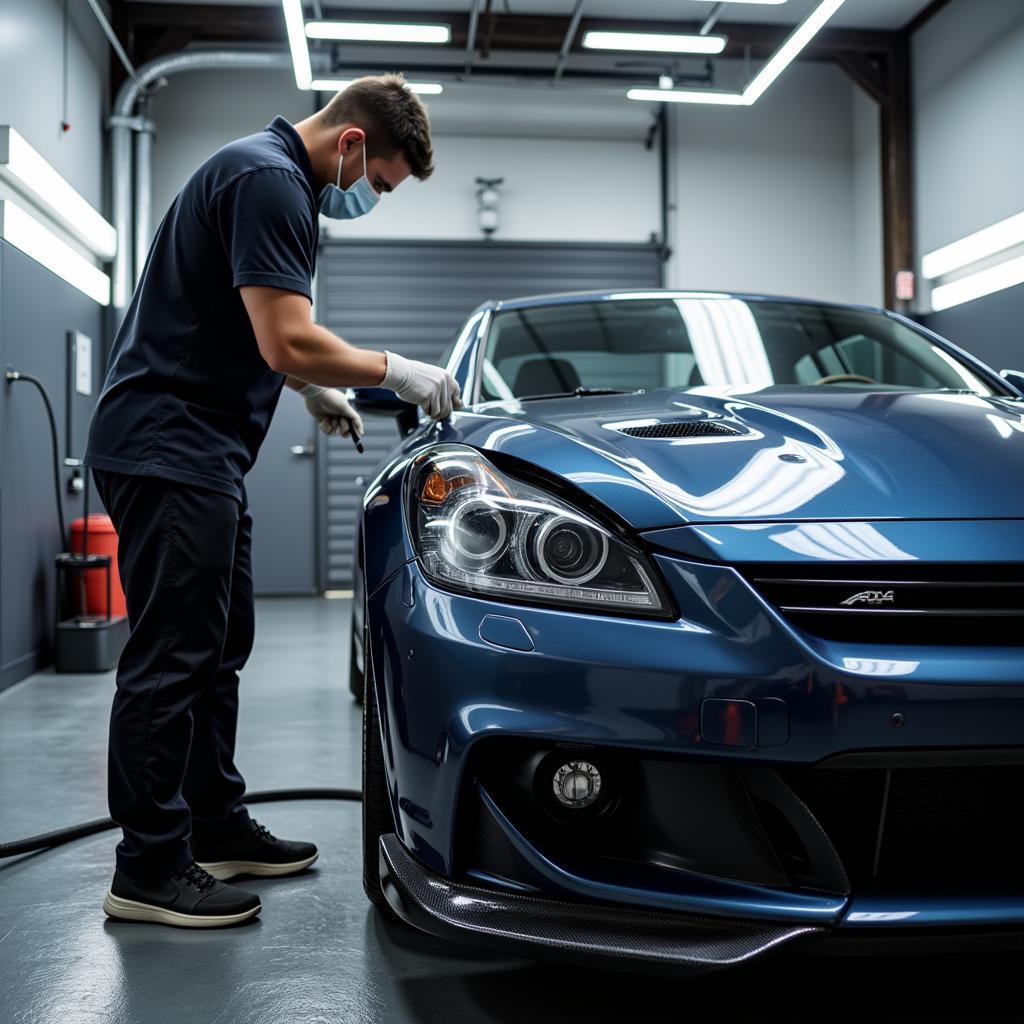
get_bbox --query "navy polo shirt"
[86,117,320,502]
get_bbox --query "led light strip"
[922,211,1024,280]
[583,31,726,55]
[931,255,1024,313]
[311,79,443,95]
[0,200,111,305]
[0,126,116,260]
[742,0,846,104]
[282,0,312,90]
[627,0,847,107]
[305,21,450,44]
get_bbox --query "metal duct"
[110,50,292,310]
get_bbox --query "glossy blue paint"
[478,614,534,652]
[360,289,1024,943]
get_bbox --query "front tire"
[361,608,396,916]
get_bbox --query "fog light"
[552,760,602,808]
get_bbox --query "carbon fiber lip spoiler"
[378,833,823,974]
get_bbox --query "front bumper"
[379,833,822,973]
[368,550,1024,939]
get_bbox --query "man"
[85,74,460,928]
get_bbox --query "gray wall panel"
[317,240,662,588]
[0,243,105,691]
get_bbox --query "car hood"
[436,387,1024,530]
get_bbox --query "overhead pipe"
[553,0,587,82]
[110,50,292,310]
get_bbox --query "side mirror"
[999,369,1024,396]
[351,387,419,436]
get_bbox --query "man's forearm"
[275,323,387,389]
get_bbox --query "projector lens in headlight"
[532,516,608,585]
[406,445,669,616]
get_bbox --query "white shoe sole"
[196,852,319,881]
[102,891,261,928]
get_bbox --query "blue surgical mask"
[318,144,379,220]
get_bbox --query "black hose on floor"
[0,787,362,859]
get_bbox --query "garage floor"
[1,597,1021,1024]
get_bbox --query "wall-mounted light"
[626,0,846,107]
[922,211,1024,281]
[0,126,116,260]
[931,255,1024,312]
[583,30,726,55]
[311,79,444,95]
[0,200,111,305]
[305,21,451,44]
[475,177,504,237]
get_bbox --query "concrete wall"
[664,61,884,307]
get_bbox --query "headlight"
[406,446,670,616]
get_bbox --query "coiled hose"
[0,787,362,859]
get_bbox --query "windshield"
[479,297,993,400]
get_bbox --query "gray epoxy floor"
[2,597,1023,1023]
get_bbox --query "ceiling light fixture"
[305,21,451,44]
[742,0,846,104]
[922,211,1024,280]
[281,0,312,90]
[626,0,846,107]
[626,88,747,104]
[0,126,116,260]
[930,255,1024,312]
[0,200,111,305]
[310,79,444,95]
[583,30,726,55]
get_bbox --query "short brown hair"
[320,73,434,180]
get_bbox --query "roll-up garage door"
[316,239,663,589]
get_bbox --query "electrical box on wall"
[72,332,92,396]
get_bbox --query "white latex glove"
[299,385,364,438]
[381,351,463,421]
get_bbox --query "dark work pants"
[93,469,255,881]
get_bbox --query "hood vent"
[615,420,741,439]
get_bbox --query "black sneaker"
[194,820,318,881]
[102,862,262,928]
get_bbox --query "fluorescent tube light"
[583,30,726,55]
[0,200,110,305]
[0,126,116,260]
[626,0,846,107]
[282,0,312,90]
[627,88,747,105]
[931,255,1024,312]
[922,211,1024,280]
[743,0,847,105]
[306,21,451,44]
[311,79,443,95]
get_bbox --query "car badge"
[840,589,895,607]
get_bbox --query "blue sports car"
[350,289,1024,972]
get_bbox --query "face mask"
[318,143,379,220]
